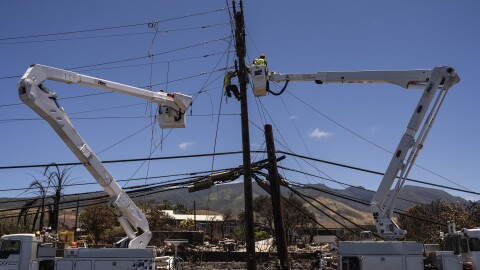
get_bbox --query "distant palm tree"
[17,179,52,232]
[17,165,75,232]
[43,165,75,231]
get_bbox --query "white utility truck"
[252,63,462,270]
[1,64,192,270]
[443,222,480,270]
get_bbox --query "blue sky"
[1,1,479,205]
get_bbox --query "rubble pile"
[158,239,338,269]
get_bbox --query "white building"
[161,210,224,232]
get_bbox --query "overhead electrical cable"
[0,8,227,41]
[0,23,230,45]
[0,151,244,170]
[283,166,426,205]
[253,174,344,240]
[78,51,232,73]
[0,184,187,219]
[290,182,449,228]
[122,129,173,189]
[277,95,334,184]
[0,114,239,124]
[71,37,231,70]
[278,94,352,227]
[287,91,473,193]
[277,151,480,196]
[250,80,351,230]
[0,171,215,208]
[0,181,453,229]
[191,47,233,99]
[247,115,318,184]
[1,150,476,197]
[0,173,468,231]
[0,32,156,45]
[288,187,369,238]
[144,22,162,206]
[69,102,145,115]
[289,180,426,212]
[0,37,231,81]
[0,184,190,221]
[97,123,152,155]
[0,166,233,194]
[250,90,351,229]
[209,41,232,171]
[0,173,449,231]
[0,68,227,117]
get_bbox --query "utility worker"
[252,54,270,92]
[223,70,241,100]
[253,54,267,66]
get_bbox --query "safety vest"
[224,73,234,88]
[253,58,265,66]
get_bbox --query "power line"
[0,151,245,170]
[2,155,258,206]
[0,184,189,221]
[70,37,231,70]
[0,174,201,207]
[288,186,366,238]
[77,51,232,73]
[0,68,229,121]
[0,37,230,81]
[250,71,355,231]
[277,93,352,227]
[0,183,190,219]
[290,182,449,229]
[246,110,442,230]
[2,153,270,209]
[0,161,253,216]
[0,115,245,124]
[0,23,230,45]
[287,91,472,193]
[0,8,227,41]
[270,181,344,240]
[0,178,452,230]
[282,167,428,207]
[0,51,231,109]
[288,91,392,154]
[0,75,19,80]
[0,167,232,193]
[0,168,469,232]
[1,149,476,197]
[277,150,480,196]
[0,32,154,45]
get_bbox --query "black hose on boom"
[267,80,289,96]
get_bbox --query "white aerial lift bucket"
[251,65,267,97]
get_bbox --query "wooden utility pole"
[265,125,290,270]
[233,1,256,269]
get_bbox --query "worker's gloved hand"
[225,90,232,97]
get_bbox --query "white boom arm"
[252,65,460,240]
[18,64,193,248]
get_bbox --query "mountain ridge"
[1,183,468,226]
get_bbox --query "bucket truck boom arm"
[252,65,460,240]
[18,64,193,248]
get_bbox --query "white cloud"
[309,128,332,139]
[178,141,194,150]
[288,115,298,120]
